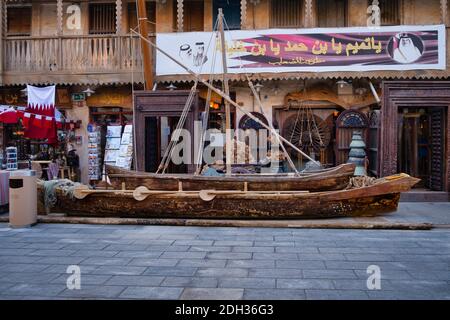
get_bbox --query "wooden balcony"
[2,35,148,86]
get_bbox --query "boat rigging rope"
[222,18,299,175]
[157,84,198,173]
[156,19,219,174]
[195,19,220,174]
[129,30,320,167]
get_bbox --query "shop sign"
[156,24,445,75]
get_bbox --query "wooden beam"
[136,0,153,89]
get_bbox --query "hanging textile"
[24,85,57,143]
[0,107,19,124]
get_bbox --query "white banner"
[156,25,446,76]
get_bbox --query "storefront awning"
[155,69,450,84]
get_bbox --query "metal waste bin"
[9,170,37,228]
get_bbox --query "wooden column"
[177,0,183,32]
[56,0,63,35]
[240,0,247,30]
[441,0,448,25]
[116,0,122,35]
[137,0,154,89]
[56,0,63,70]
[304,0,313,27]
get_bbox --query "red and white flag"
[25,85,57,142]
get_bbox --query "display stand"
[87,125,101,180]
[115,125,133,170]
[104,125,122,167]
[6,147,18,171]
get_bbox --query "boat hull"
[105,163,356,192]
[40,174,419,219]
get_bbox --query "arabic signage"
[156,25,445,75]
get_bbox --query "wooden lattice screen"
[89,3,116,34]
[429,107,445,191]
[270,0,303,28]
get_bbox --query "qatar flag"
[25,85,57,143]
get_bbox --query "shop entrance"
[134,90,199,174]
[144,116,186,173]
[398,107,445,190]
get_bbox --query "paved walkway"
[0,223,449,300]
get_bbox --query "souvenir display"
[6,147,18,171]
[87,126,101,180]
[103,125,123,168]
[115,125,133,169]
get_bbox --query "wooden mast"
[218,9,232,175]
[136,0,153,89]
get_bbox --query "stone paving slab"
[0,222,449,300]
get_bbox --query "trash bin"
[9,170,37,228]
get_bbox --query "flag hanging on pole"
[24,85,57,143]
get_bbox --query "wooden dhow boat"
[37,9,419,220]
[39,174,419,219]
[105,163,356,192]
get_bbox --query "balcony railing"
[3,34,146,74]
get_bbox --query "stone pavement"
[0,222,449,300]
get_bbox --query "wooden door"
[368,110,380,177]
[429,108,445,191]
[144,116,159,172]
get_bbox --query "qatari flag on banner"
[25,85,57,142]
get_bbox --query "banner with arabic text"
[156,25,445,75]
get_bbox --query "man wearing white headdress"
[393,34,422,63]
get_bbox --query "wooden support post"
[240,0,247,30]
[56,0,63,70]
[304,0,313,27]
[116,0,122,35]
[137,0,154,89]
[177,0,184,32]
[441,0,448,25]
[218,9,232,176]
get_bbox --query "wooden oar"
[198,189,310,202]
[132,186,193,201]
[72,185,133,200]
